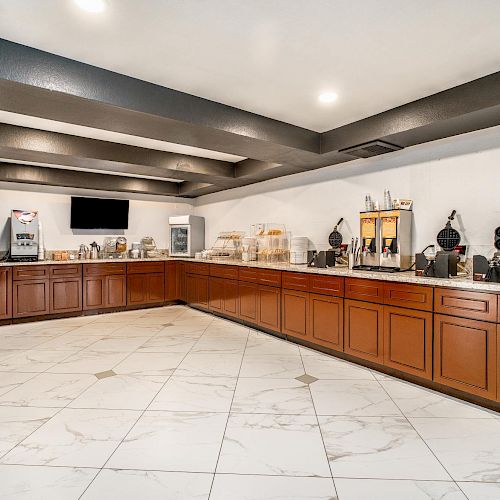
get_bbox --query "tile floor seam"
[208,326,250,499]
[76,310,215,499]
[374,375,459,484]
[298,345,338,499]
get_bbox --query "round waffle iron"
[328,218,344,249]
[436,210,461,251]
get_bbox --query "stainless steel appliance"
[359,211,380,267]
[10,210,39,261]
[169,215,205,257]
[379,209,412,269]
[356,209,412,271]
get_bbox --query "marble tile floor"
[0,305,498,499]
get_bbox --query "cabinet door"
[165,262,178,301]
[127,274,147,305]
[209,277,224,313]
[106,275,126,308]
[146,273,165,303]
[50,278,82,314]
[178,263,186,301]
[309,294,343,351]
[0,267,12,320]
[434,314,496,399]
[239,282,259,324]
[383,306,432,380]
[344,299,384,363]
[258,285,281,332]
[197,275,209,310]
[223,279,239,318]
[186,274,198,305]
[497,326,500,402]
[83,276,105,310]
[13,280,50,318]
[282,289,309,340]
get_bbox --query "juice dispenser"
[359,211,380,267]
[379,210,412,270]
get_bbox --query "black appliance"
[309,218,347,268]
[472,226,500,283]
[70,197,129,230]
[415,211,461,278]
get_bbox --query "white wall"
[195,126,500,258]
[0,184,194,251]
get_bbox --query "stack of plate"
[290,237,309,264]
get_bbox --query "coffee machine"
[359,211,380,267]
[355,210,412,271]
[10,210,39,261]
[379,210,413,270]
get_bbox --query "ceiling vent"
[339,140,403,158]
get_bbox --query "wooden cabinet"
[344,299,384,364]
[209,276,224,313]
[165,261,178,301]
[223,279,239,318]
[13,280,50,318]
[239,281,259,323]
[309,294,343,351]
[0,267,12,320]
[186,273,209,310]
[48,264,82,314]
[282,272,309,292]
[281,289,309,340]
[126,262,165,306]
[177,262,186,301]
[434,314,497,399]
[83,264,126,310]
[383,306,433,380]
[50,278,82,314]
[497,326,500,402]
[12,265,50,318]
[258,285,281,332]
[435,288,497,323]
[257,269,282,287]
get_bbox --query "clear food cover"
[253,223,290,263]
[210,231,245,260]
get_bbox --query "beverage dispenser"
[359,211,380,267]
[379,210,412,270]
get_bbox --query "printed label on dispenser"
[361,218,376,238]
[381,217,397,238]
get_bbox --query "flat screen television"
[70,197,129,229]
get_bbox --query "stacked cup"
[289,237,309,264]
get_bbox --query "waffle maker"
[415,210,461,278]
[309,218,346,268]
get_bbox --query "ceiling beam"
[0,123,240,186]
[0,162,180,196]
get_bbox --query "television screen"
[70,197,129,229]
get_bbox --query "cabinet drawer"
[257,269,282,287]
[308,275,344,297]
[239,267,258,283]
[13,265,49,281]
[127,261,165,274]
[49,264,82,278]
[210,264,239,280]
[186,262,210,276]
[83,263,126,276]
[282,272,309,291]
[434,288,497,322]
[345,278,384,304]
[384,283,433,311]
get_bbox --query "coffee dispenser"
[379,210,413,270]
[359,211,380,267]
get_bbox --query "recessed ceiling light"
[318,92,338,104]
[74,0,106,13]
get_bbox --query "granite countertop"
[1,255,499,292]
